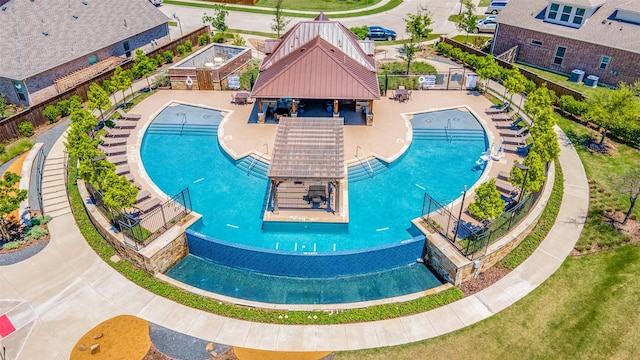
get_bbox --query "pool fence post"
[452,185,467,244]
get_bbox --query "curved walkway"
[0,121,587,358]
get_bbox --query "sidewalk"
[0,99,588,358]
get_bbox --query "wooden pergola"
[267,117,345,213]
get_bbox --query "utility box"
[585,75,599,87]
[570,69,585,83]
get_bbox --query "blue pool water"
[140,106,487,253]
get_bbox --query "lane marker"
[376,227,389,232]
[415,183,426,190]
[225,223,238,229]
[193,178,205,183]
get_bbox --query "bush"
[436,42,453,55]
[450,47,464,61]
[18,121,34,137]
[163,50,174,64]
[69,95,83,109]
[198,33,211,46]
[2,240,24,250]
[231,34,245,47]
[155,54,164,67]
[212,31,226,43]
[0,144,4,154]
[558,95,588,118]
[154,72,171,88]
[30,215,52,226]
[184,39,193,53]
[56,99,72,117]
[176,44,186,56]
[464,54,481,69]
[25,225,48,240]
[42,105,60,123]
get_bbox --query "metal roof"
[268,117,345,181]
[496,0,640,54]
[251,36,380,100]
[0,0,170,80]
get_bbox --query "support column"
[291,99,297,117]
[333,99,339,117]
[271,179,279,213]
[334,180,340,213]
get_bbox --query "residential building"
[492,0,640,87]
[0,0,170,105]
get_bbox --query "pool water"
[140,108,486,253]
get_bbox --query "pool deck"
[0,89,589,359]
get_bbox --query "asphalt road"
[159,0,464,40]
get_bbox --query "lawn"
[335,245,640,359]
[517,63,615,99]
[256,0,382,12]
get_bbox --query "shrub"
[56,99,72,117]
[154,72,171,88]
[2,240,24,250]
[163,50,174,64]
[184,39,193,53]
[25,225,48,240]
[155,54,164,67]
[436,42,453,55]
[558,95,588,118]
[464,54,481,69]
[69,95,83,109]
[231,34,245,47]
[450,47,464,61]
[30,215,52,226]
[18,121,34,137]
[212,31,226,43]
[198,33,211,46]
[176,44,186,56]
[42,105,60,123]
[0,144,4,154]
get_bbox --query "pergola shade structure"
[267,117,345,213]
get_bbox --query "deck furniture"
[116,108,141,120]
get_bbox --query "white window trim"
[599,56,611,70]
[553,46,566,66]
[545,2,587,27]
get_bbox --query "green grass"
[336,245,640,359]
[556,115,639,250]
[256,0,382,12]
[228,28,279,38]
[448,14,488,22]
[164,0,402,19]
[0,139,34,165]
[67,157,464,324]
[479,0,491,6]
[517,63,614,99]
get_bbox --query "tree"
[0,172,27,241]
[133,49,157,90]
[509,150,546,194]
[475,55,500,93]
[86,83,111,122]
[503,66,527,105]
[202,5,229,34]
[455,0,478,44]
[467,179,505,221]
[102,79,117,108]
[101,172,139,210]
[270,0,291,38]
[399,40,419,75]
[111,66,132,106]
[618,169,640,225]
[0,94,8,118]
[350,25,369,40]
[584,82,640,146]
[531,128,560,164]
[405,6,433,49]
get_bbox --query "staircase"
[145,123,218,136]
[235,155,269,180]
[412,128,485,141]
[348,158,390,183]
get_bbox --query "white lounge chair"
[100,136,126,147]
[98,145,126,156]
[116,108,141,120]
[104,128,131,138]
[486,102,510,114]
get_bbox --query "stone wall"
[494,24,640,87]
[419,162,556,285]
[77,179,199,274]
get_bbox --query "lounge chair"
[100,136,126,147]
[98,145,126,156]
[502,133,531,146]
[495,117,523,129]
[114,164,130,176]
[123,174,135,183]
[135,198,162,214]
[104,128,131,138]
[108,155,128,165]
[495,179,517,195]
[504,143,532,155]
[499,126,529,138]
[135,190,151,204]
[486,102,510,114]
[116,108,141,120]
[498,170,510,181]
[491,110,518,121]
[112,121,136,130]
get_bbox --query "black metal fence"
[86,184,192,249]
[378,68,473,96]
[421,188,540,260]
[33,146,46,214]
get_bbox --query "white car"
[149,0,162,6]
[474,16,497,33]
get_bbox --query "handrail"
[355,145,374,178]
[247,143,268,176]
[178,112,187,136]
[444,118,452,143]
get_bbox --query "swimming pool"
[141,106,487,253]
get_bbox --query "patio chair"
[114,164,130,176]
[135,198,162,214]
[98,145,126,156]
[497,170,510,181]
[112,121,136,130]
[116,109,141,120]
[104,128,131,138]
[499,126,528,138]
[100,136,126,147]
[108,155,128,165]
[495,117,522,130]
[502,133,531,145]
[486,102,510,114]
[135,190,151,204]
[495,179,517,195]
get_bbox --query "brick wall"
[494,24,640,87]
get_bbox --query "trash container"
[585,75,599,87]
[570,69,585,83]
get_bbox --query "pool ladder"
[355,145,374,178]
[247,143,268,176]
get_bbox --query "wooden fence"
[441,37,585,102]
[0,26,210,143]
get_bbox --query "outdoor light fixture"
[514,162,529,203]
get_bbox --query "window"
[561,6,572,22]
[573,8,585,24]
[87,54,98,65]
[553,46,566,66]
[548,3,559,19]
[531,40,543,46]
[599,56,610,70]
[13,81,26,101]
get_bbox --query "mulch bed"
[459,265,511,296]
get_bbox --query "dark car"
[366,26,396,41]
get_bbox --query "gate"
[196,68,213,90]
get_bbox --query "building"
[0,0,170,105]
[251,13,380,125]
[492,0,640,87]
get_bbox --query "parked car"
[148,0,162,6]
[474,16,497,33]
[366,26,397,41]
[486,0,508,14]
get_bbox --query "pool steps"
[145,122,219,136]
[412,127,485,141]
